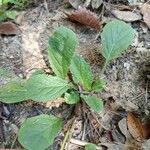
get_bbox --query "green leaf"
[0,73,70,103]
[18,114,61,150]
[64,91,80,104]
[101,20,135,61]
[5,10,16,19]
[48,26,77,79]
[70,55,93,91]
[0,0,11,5]
[26,74,69,102]
[81,95,103,113]
[85,144,96,150]
[0,80,27,103]
[91,79,105,92]
[0,11,7,22]
[0,67,17,79]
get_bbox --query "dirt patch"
[0,0,150,149]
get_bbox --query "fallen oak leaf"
[127,112,144,141]
[65,7,101,30]
[141,3,150,28]
[0,22,19,35]
[112,10,142,22]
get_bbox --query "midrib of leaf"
[50,44,63,77]
[62,34,69,77]
[79,58,85,87]
[62,33,75,77]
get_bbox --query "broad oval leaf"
[101,20,135,61]
[18,114,61,150]
[0,80,27,103]
[26,74,69,102]
[70,55,93,91]
[81,95,103,113]
[85,144,96,150]
[48,26,78,79]
[0,73,69,103]
[64,91,80,104]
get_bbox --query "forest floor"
[0,0,150,149]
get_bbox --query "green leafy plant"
[0,20,134,150]
[10,0,30,10]
[0,0,17,21]
[85,144,96,150]
[0,0,29,22]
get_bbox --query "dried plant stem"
[60,118,76,150]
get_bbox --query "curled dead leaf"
[118,118,130,139]
[0,22,19,35]
[141,3,150,28]
[65,7,101,29]
[127,112,144,141]
[112,10,142,22]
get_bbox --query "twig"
[10,133,18,149]
[145,80,149,103]
[60,117,76,150]
[44,0,49,14]
[81,118,87,141]
[66,118,76,150]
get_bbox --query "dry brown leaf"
[127,112,144,141]
[45,97,65,108]
[142,122,150,139]
[65,7,101,29]
[141,3,150,28]
[112,10,142,22]
[118,118,130,139]
[0,22,19,35]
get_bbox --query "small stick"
[60,117,76,150]
[145,80,149,103]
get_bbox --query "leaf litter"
[0,0,150,149]
[0,22,19,35]
[141,2,150,28]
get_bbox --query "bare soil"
[0,0,150,149]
